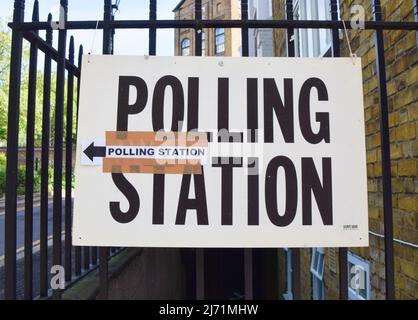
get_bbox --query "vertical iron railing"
[285,0,301,301]
[4,0,120,300]
[74,44,84,278]
[79,41,91,274]
[149,0,157,56]
[329,0,349,301]
[52,0,67,300]
[64,36,75,283]
[97,0,113,301]
[241,0,253,301]
[39,13,53,299]
[373,0,395,300]
[4,0,25,300]
[4,0,417,301]
[414,0,418,46]
[23,0,39,300]
[193,0,205,301]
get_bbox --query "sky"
[0,0,181,64]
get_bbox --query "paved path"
[0,199,86,299]
[0,200,68,257]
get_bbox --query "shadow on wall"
[107,248,187,300]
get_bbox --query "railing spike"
[69,35,74,58]
[78,44,83,65]
[32,0,39,22]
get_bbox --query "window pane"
[359,283,367,299]
[313,276,324,300]
[318,253,324,279]
[181,38,190,56]
[202,31,206,56]
[348,259,368,300]
[215,28,225,54]
[313,250,319,270]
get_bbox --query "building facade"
[173,0,241,56]
[273,0,418,300]
[248,0,275,57]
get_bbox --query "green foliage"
[0,18,12,142]
[0,18,78,148]
[0,153,6,196]
[0,152,5,167]
[16,165,26,195]
[13,164,41,195]
[0,162,74,197]
[0,18,78,198]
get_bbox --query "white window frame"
[283,248,293,300]
[215,28,225,54]
[201,31,206,56]
[319,0,333,57]
[181,38,190,56]
[292,0,338,57]
[348,252,371,300]
[310,247,325,300]
[252,6,257,20]
[252,7,258,56]
[310,247,325,279]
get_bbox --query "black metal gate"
[2,0,418,300]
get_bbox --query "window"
[181,38,190,56]
[215,28,225,54]
[311,248,325,300]
[252,9,258,57]
[348,252,371,300]
[283,248,293,300]
[202,31,206,56]
[292,0,337,57]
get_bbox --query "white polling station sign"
[72,55,369,248]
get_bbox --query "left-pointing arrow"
[83,142,106,161]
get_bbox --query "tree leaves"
[0,18,78,147]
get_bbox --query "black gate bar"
[414,0,418,46]
[194,0,202,55]
[4,0,118,301]
[64,36,75,283]
[285,0,301,301]
[193,0,205,301]
[39,12,53,299]
[149,0,156,55]
[241,0,253,301]
[97,0,113,300]
[285,0,295,57]
[373,0,395,300]
[52,0,68,300]
[74,44,84,278]
[21,30,80,77]
[23,0,39,300]
[241,0,249,57]
[4,0,25,300]
[328,0,349,301]
[9,19,418,31]
[5,0,416,301]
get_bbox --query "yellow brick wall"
[273,0,417,300]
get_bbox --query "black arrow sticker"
[83,142,106,161]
